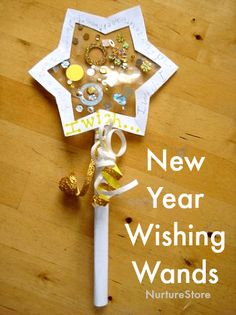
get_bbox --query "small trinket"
[113,93,127,106]
[116,33,124,43]
[67,79,72,85]
[87,68,96,76]
[83,33,90,41]
[108,39,115,47]
[95,34,100,41]
[88,106,95,113]
[114,58,121,66]
[91,65,96,69]
[102,80,107,86]
[76,90,83,97]
[102,39,110,47]
[87,86,97,95]
[99,66,107,74]
[122,41,129,49]
[97,77,102,82]
[140,60,152,72]
[110,65,115,69]
[85,43,107,66]
[79,83,103,106]
[75,105,84,112]
[72,37,78,45]
[88,94,97,101]
[61,60,70,69]
[121,62,128,70]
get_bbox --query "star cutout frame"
[29,6,178,136]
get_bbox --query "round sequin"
[87,68,96,76]
[99,66,107,74]
[72,37,78,45]
[61,60,70,69]
[83,33,89,40]
[67,79,72,85]
[75,105,84,112]
[66,64,84,81]
[135,59,143,67]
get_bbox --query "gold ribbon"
[59,125,138,205]
[93,164,124,206]
[59,159,95,196]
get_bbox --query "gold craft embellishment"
[59,159,124,206]
[85,43,107,66]
[59,159,95,196]
[140,60,152,72]
[93,164,124,206]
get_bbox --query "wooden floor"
[0,0,236,314]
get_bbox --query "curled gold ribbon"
[59,159,95,197]
[93,164,123,206]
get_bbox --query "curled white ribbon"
[91,124,138,203]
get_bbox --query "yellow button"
[66,64,84,81]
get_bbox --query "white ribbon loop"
[91,125,138,205]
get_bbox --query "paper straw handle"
[94,204,109,307]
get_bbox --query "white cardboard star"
[29,6,178,136]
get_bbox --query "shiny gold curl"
[59,159,95,197]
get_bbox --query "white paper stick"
[93,130,109,307]
[94,204,109,307]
